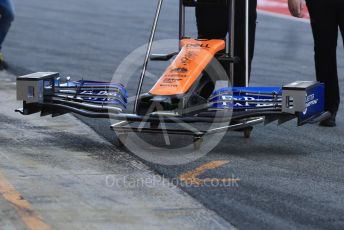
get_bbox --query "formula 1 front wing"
[15,72,329,126]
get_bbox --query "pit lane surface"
[6,0,344,229]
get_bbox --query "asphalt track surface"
[6,0,344,229]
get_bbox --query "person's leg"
[339,0,344,52]
[0,0,15,51]
[341,23,344,48]
[195,0,227,39]
[233,0,257,87]
[306,0,340,114]
[0,0,14,69]
[195,0,257,86]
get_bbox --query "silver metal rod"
[230,0,236,85]
[245,0,249,87]
[133,0,164,113]
[179,0,185,49]
[225,0,230,54]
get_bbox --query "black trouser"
[306,0,344,113]
[0,1,14,51]
[195,0,257,86]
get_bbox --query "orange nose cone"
[149,39,225,96]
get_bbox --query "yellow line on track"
[178,160,241,186]
[0,171,50,230]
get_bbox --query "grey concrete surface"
[4,0,344,229]
[0,73,234,230]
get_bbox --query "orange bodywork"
[149,39,225,96]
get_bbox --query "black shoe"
[0,53,8,70]
[319,111,337,127]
